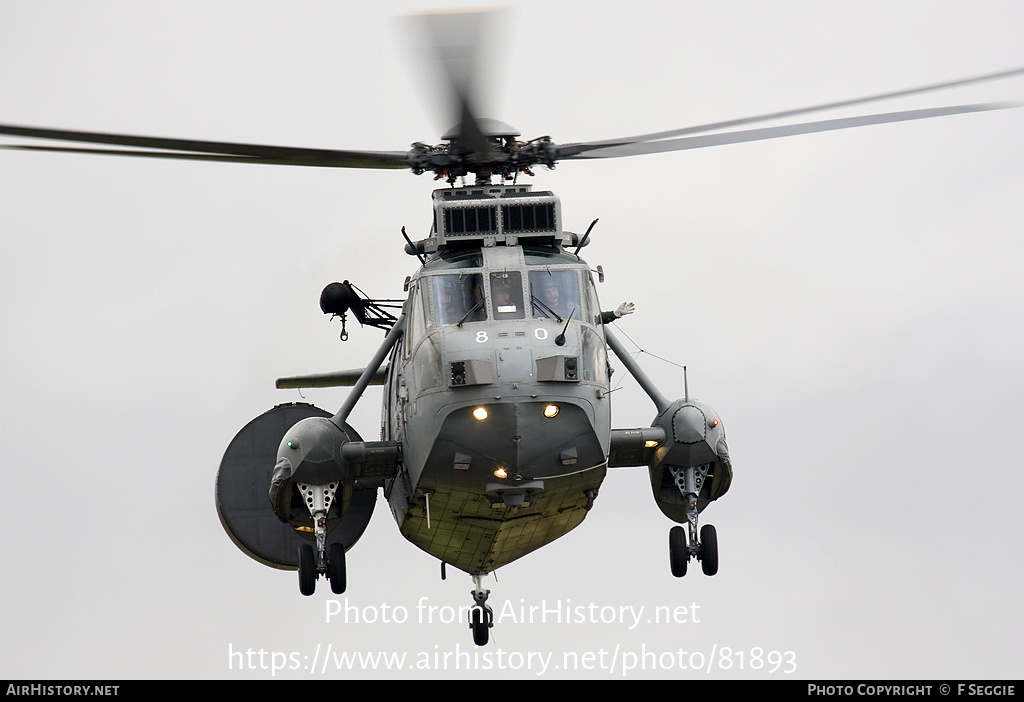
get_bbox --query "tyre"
[700,524,718,576]
[298,543,316,596]
[471,607,489,646]
[669,525,688,577]
[328,542,347,595]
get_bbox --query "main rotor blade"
[556,66,1024,157]
[419,10,494,156]
[559,102,1019,160]
[0,124,411,169]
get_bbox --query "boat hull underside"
[398,401,607,575]
[399,467,606,575]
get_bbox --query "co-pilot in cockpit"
[529,269,581,321]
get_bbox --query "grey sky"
[1,1,1022,679]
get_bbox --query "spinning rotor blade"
[560,102,1019,160]
[418,10,498,156]
[554,66,1024,158]
[2,51,1021,178]
[0,124,411,169]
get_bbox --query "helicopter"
[1,12,1021,649]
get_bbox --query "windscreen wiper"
[457,299,485,327]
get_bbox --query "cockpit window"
[529,269,581,321]
[406,284,426,356]
[430,274,486,326]
[489,271,525,320]
[584,271,602,325]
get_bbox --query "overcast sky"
[1,1,1022,680]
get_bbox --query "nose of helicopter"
[425,397,605,484]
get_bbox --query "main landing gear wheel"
[669,526,688,577]
[328,542,347,594]
[699,524,719,576]
[298,543,316,596]
[668,523,719,577]
[668,463,720,578]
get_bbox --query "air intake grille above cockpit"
[502,203,555,233]
[433,185,561,245]
[443,206,498,236]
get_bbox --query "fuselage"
[381,217,611,575]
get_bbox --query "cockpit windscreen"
[529,269,580,320]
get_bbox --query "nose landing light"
[543,404,560,418]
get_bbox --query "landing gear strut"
[469,574,494,646]
[295,482,347,595]
[668,464,719,577]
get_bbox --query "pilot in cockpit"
[435,277,473,326]
[434,274,487,325]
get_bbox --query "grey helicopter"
[1,12,1021,648]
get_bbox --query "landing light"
[644,439,660,448]
[493,467,508,478]
[473,407,488,421]
[543,404,560,418]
